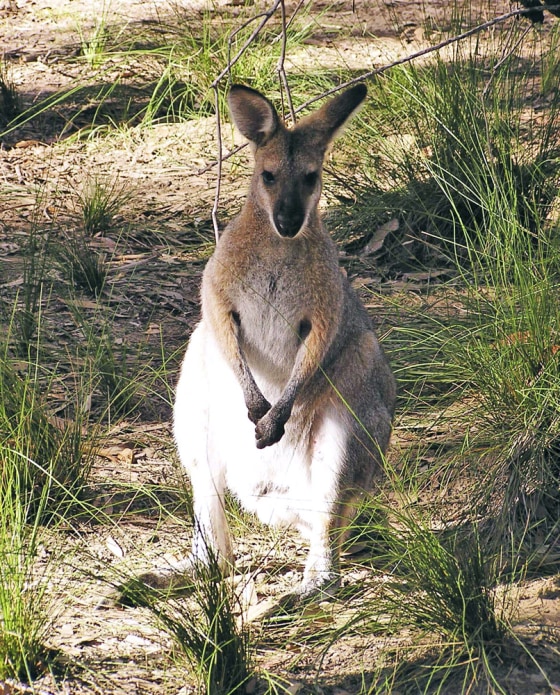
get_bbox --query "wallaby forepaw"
[255,412,285,448]
[247,395,271,424]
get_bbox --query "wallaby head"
[228,83,367,239]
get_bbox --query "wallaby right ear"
[228,85,280,146]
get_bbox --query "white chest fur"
[173,321,347,538]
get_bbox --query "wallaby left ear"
[228,85,280,147]
[304,83,367,143]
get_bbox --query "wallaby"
[144,83,395,601]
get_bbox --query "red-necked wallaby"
[154,83,395,601]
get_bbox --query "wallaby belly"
[175,321,345,537]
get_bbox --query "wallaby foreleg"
[255,319,332,448]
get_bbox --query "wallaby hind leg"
[112,474,232,600]
[174,323,234,568]
[286,408,353,598]
[188,469,234,568]
[299,497,357,599]
[105,334,234,605]
[296,371,392,599]
[138,323,235,592]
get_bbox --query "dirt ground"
[1,0,559,693]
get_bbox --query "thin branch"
[482,22,532,96]
[211,86,223,243]
[271,0,307,45]
[201,5,545,180]
[212,0,283,89]
[296,6,541,113]
[206,2,560,236]
[286,0,308,34]
[224,11,270,84]
[210,0,285,238]
[277,0,296,124]
[197,143,246,177]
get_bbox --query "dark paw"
[255,411,285,449]
[247,396,271,424]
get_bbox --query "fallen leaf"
[361,218,399,256]
[494,331,531,347]
[59,623,75,638]
[401,269,448,281]
[301,602,334,624]
[64,298,99,310]
[124,634,154,647]
[15,139,45,148]
[97,444,135,464]
[0,276,23,288]
[146,323,162,336]
[106,535,125,558]
[243,597,276,624]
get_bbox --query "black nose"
[274,207,305,238]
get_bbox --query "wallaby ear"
[228,85,280,146]
[301,83,367,145]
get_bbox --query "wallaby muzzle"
[273,188,306,238]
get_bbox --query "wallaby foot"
[271,574,340,616]
[298,569,340,601]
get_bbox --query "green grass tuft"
[116,550,254,695]
[0,446,61,681]
[75,176,132,236]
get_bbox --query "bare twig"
[286,0,308,34]
[271,0,307,46]
[482,22,533,96]
[211,86,223,243]
[296,7,542,112]
[224,11,270,84]
[277,0,296,124]
[210,0,285,239]
[197,143,246,177]
[213,0,283,89]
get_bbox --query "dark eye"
[304,171,318,187]
[262,170,275,185]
